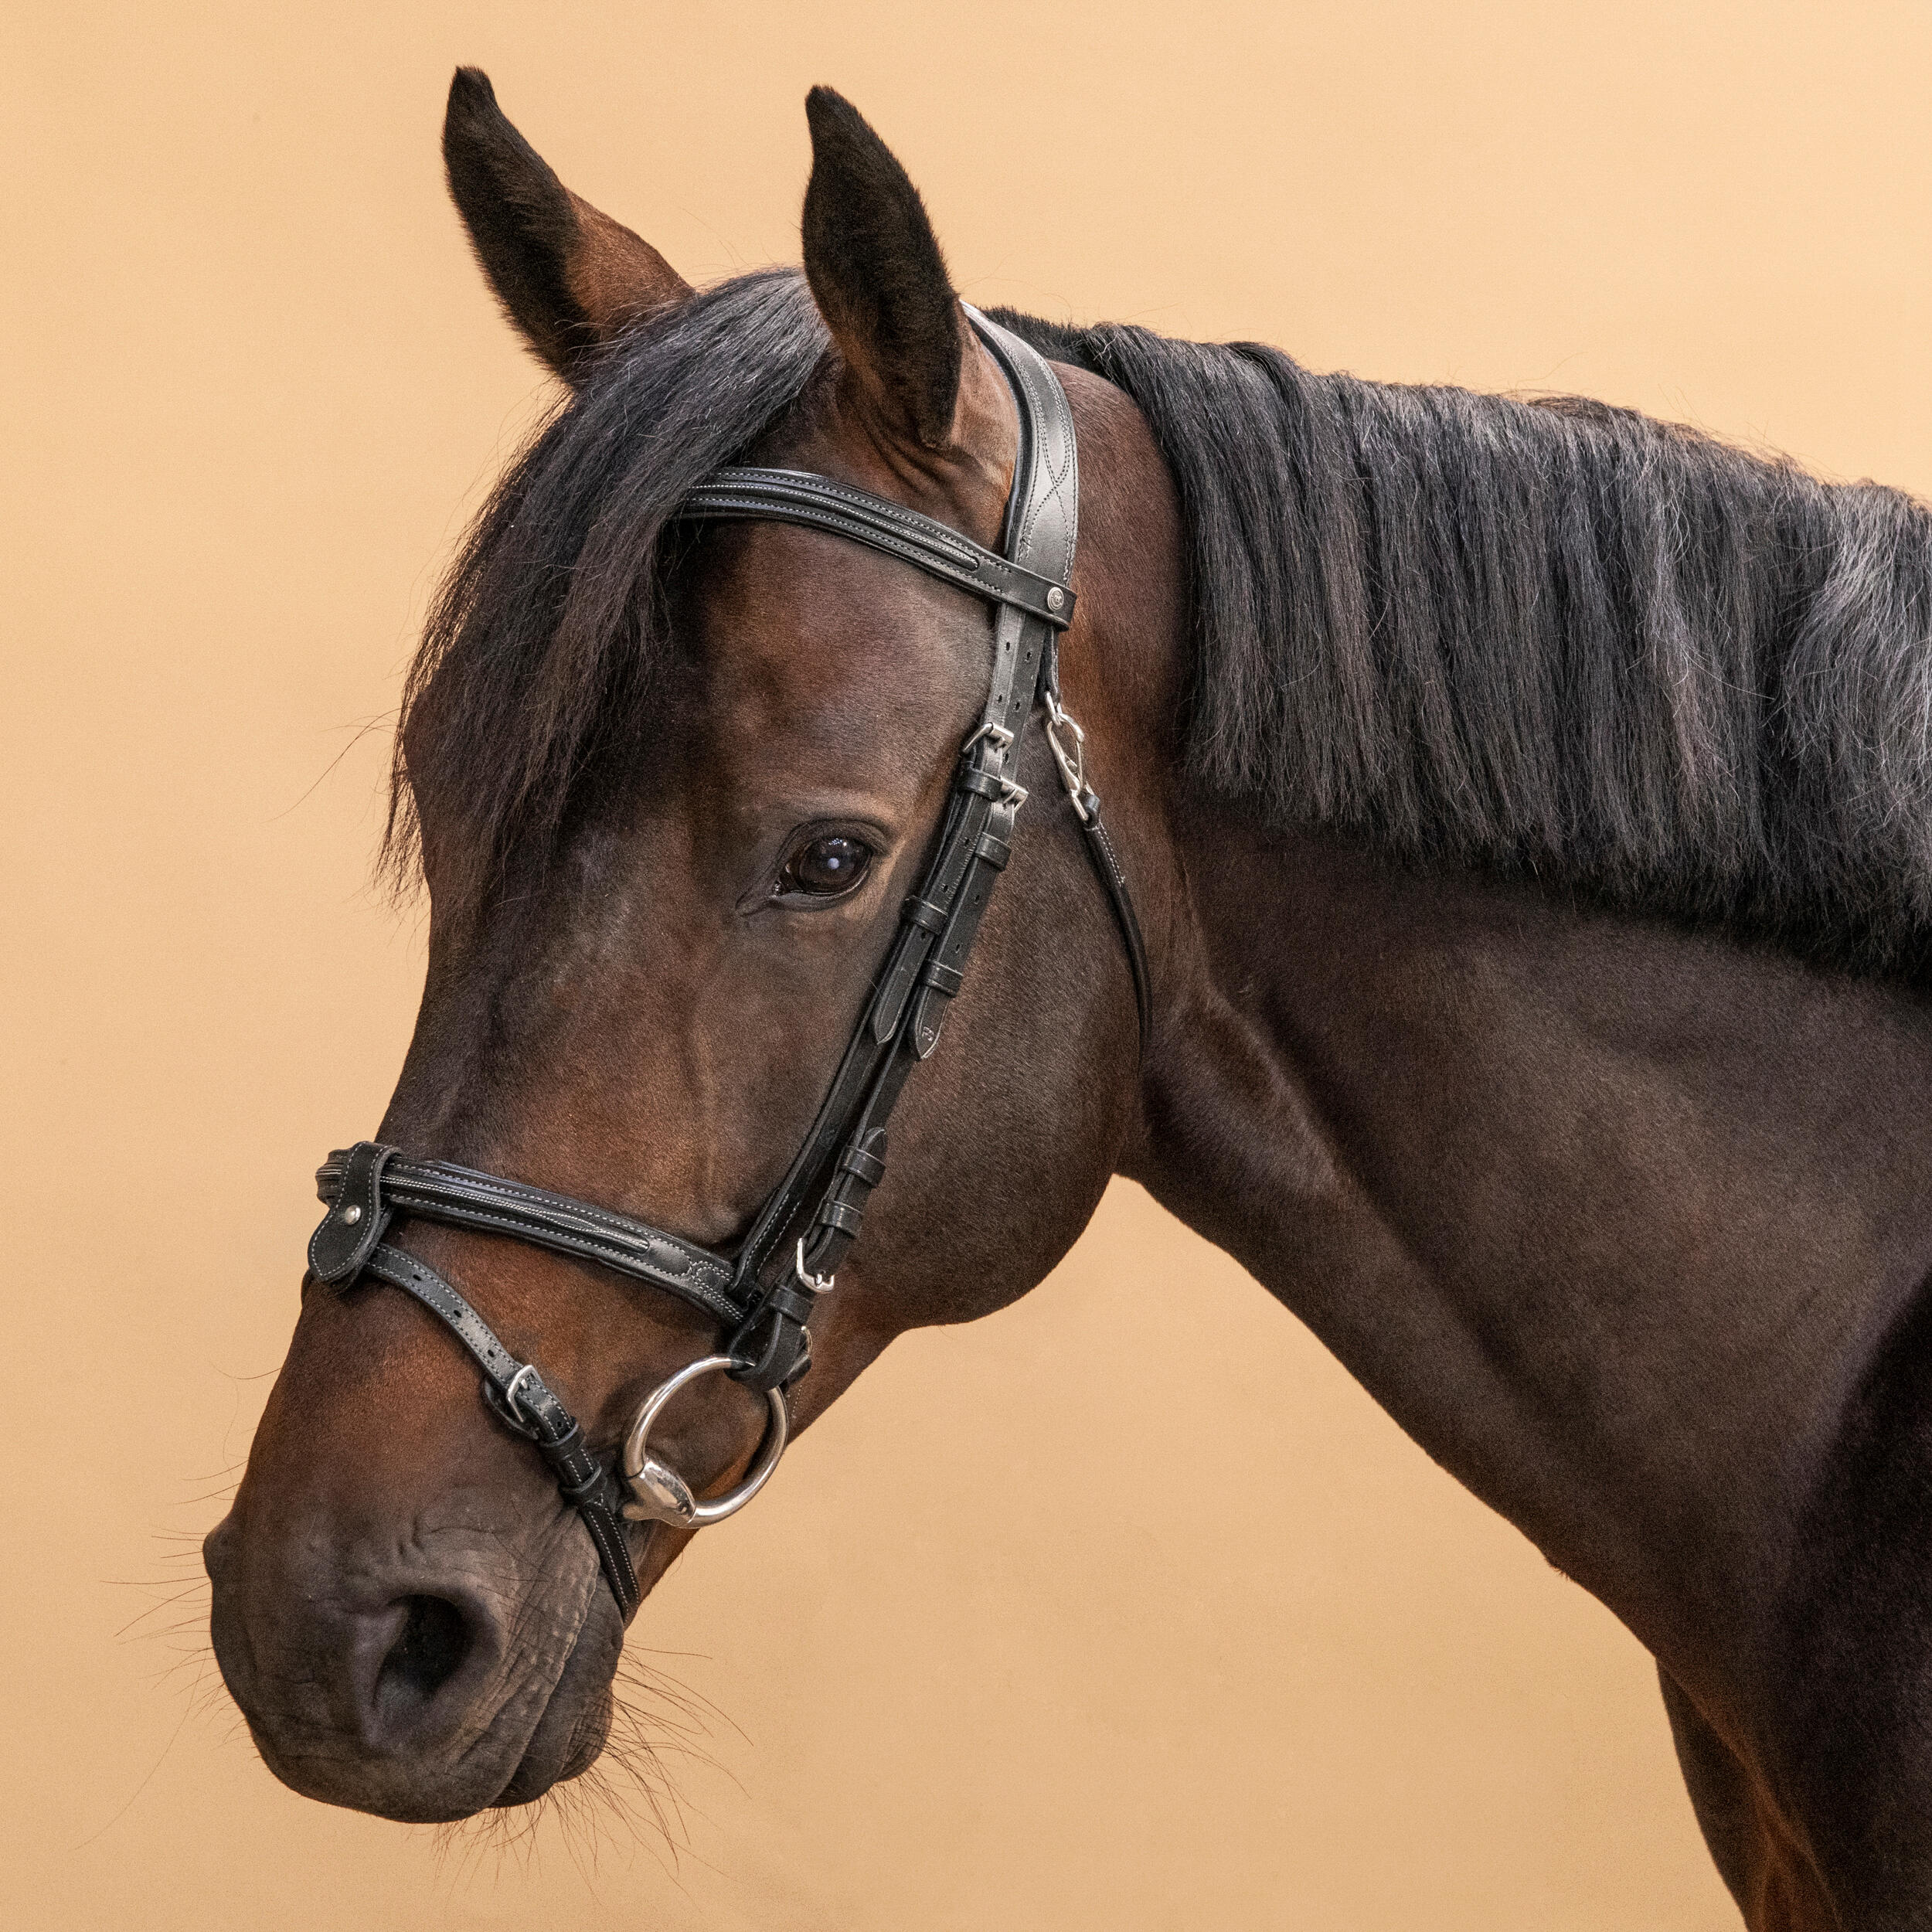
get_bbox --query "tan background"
[9,2,1931,1925]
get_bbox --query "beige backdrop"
[9,2,1931,1926]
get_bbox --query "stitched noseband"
[307,311,1150,1620]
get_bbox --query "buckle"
[794,1236,836,1296]
[964,720,1015,757]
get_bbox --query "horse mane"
[397,265,1932,980]
[996,306,1932,980]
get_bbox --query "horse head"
[204,71,1178,1821]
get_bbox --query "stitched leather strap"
[358,1240,640,1618]
[315,1151,743,1323]
[680,469,1075,630]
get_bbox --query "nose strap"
[314,1149,743,1322]
[311,1144,752,1619]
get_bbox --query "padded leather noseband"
[308,311,1149,1620]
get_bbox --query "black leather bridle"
[305,312,1149,1620]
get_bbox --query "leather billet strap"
[1039,634,1154,1048]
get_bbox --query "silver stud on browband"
[342,1204,362,1224]
[1046,586,1066,611]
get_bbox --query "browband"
[308,308,1149,1621]
[680,468,1075,629]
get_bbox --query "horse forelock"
[386,269,828,920]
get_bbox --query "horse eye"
[779,833,873,899]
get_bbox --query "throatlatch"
[308,311,1149,1620]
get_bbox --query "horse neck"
[1124,808,1932,1701]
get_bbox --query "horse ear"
[801,87,970,451]
[443,67,691,382]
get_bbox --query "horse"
[203,67,1932,1929]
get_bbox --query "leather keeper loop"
[919,960,965,998]
[726,1306,808,1393]
[837,1141,887,1187]
[554,1465,606,1506]
[766,1280,819,1325]
[816,1198,865,1236]
[901,894,951,936]
[549,1447,598,1490]
[958,767,1008,799]
[535,1420,587,1467]
[973,830,1013,868]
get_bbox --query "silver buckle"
[794,1236,836,1296]
[501,1362,542,1420]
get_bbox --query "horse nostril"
[378,1594,472,1706]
